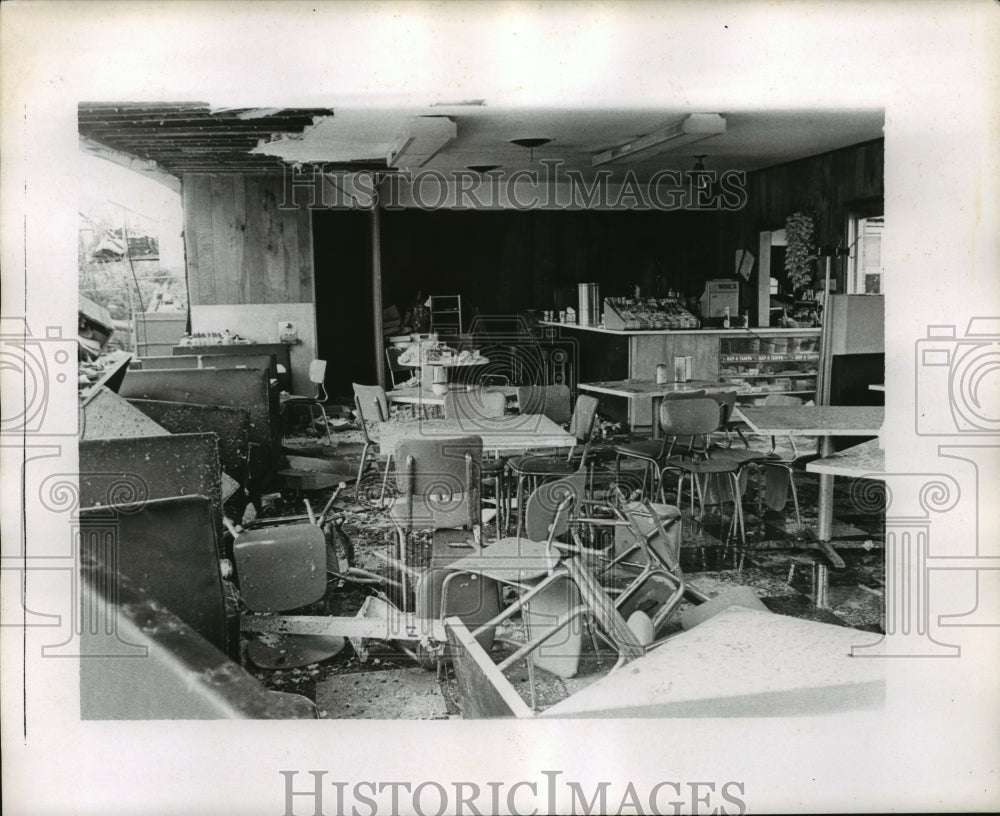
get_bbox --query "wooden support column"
[756,231,772,329]
[371,185,386,388]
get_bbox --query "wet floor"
[251,425,886,715]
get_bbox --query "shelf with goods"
[719,331,819,403]
[429,295,463,337]
[602,296,699,331]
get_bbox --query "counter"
[538,322,822,428]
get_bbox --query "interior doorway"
[313,210,376,399]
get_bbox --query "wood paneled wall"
[712,139,884,315]
[377,208,716,318]
[182,175,313,305]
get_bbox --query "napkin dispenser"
[673,356,692,382]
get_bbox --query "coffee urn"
[578,283,601,326]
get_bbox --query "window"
[848,214,884,294]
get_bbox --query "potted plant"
[784,211,816,294]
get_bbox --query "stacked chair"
[436,475,693,713]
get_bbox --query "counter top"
[537,321,819,336]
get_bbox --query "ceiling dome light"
[509,137,552,161]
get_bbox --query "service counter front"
[539,322,822,430]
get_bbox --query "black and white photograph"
[2,1,998,814]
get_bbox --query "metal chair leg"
[316,405,333,444]
[786,466,803,529]
[379,454,393,508]
[355,441,371,498]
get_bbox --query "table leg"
[815,436,835,542]
[651,395,663,439]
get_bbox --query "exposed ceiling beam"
[79,136,181,193]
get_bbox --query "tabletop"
[387,385,517,406]
[578,379,730,398]
[806,439,885,479]
[377,414,576,456]
[401,358,489,369]
[734,405,884,436]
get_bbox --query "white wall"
[190,302,317,391]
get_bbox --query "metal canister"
[578,283,601,326]
[656,364,669,384]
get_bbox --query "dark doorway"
[313,210,376,399]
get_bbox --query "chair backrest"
[308,359,327,385]
[658,397,723,441]
[352,382,388,423]
[568,394,600,444]
[517,384,572,425]
[308,359,328,400]
[712,389,737,419]
[444,389,506,420]
[524,473,587,543]
[394,435,483,531]
[650,390,709,453]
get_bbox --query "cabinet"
[718,331,819,403]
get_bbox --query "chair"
[656,397,746,544]
[612,390,706,500]
[743,393,809,529]
[385,347,410,389]
[506,394,600,536]
[516,384,572,425]
[352,382,390,504]
[445,389,508,530]
[232,498,347,669]
[439,478,650,711]
[281,360,332,443]
[390,435,484,612]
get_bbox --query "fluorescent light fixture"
[388,116,457,169]
[592,113,726,167]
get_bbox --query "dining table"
[733,405,884,567]
[376,413,577,458]
[578,378,732,438]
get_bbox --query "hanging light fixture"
[466,164,500,174]
[692,154,712,195]
[509,137,552,162]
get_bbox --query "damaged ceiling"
[78,102,354,175]
[79,101,885,183]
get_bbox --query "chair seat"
[614,440,664,460]
[281,395,323,404]
[663,456,741,475]
[507,455,580,475]
[445,537,557,583]
[710,448,779,465]
[431,527,478,549]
